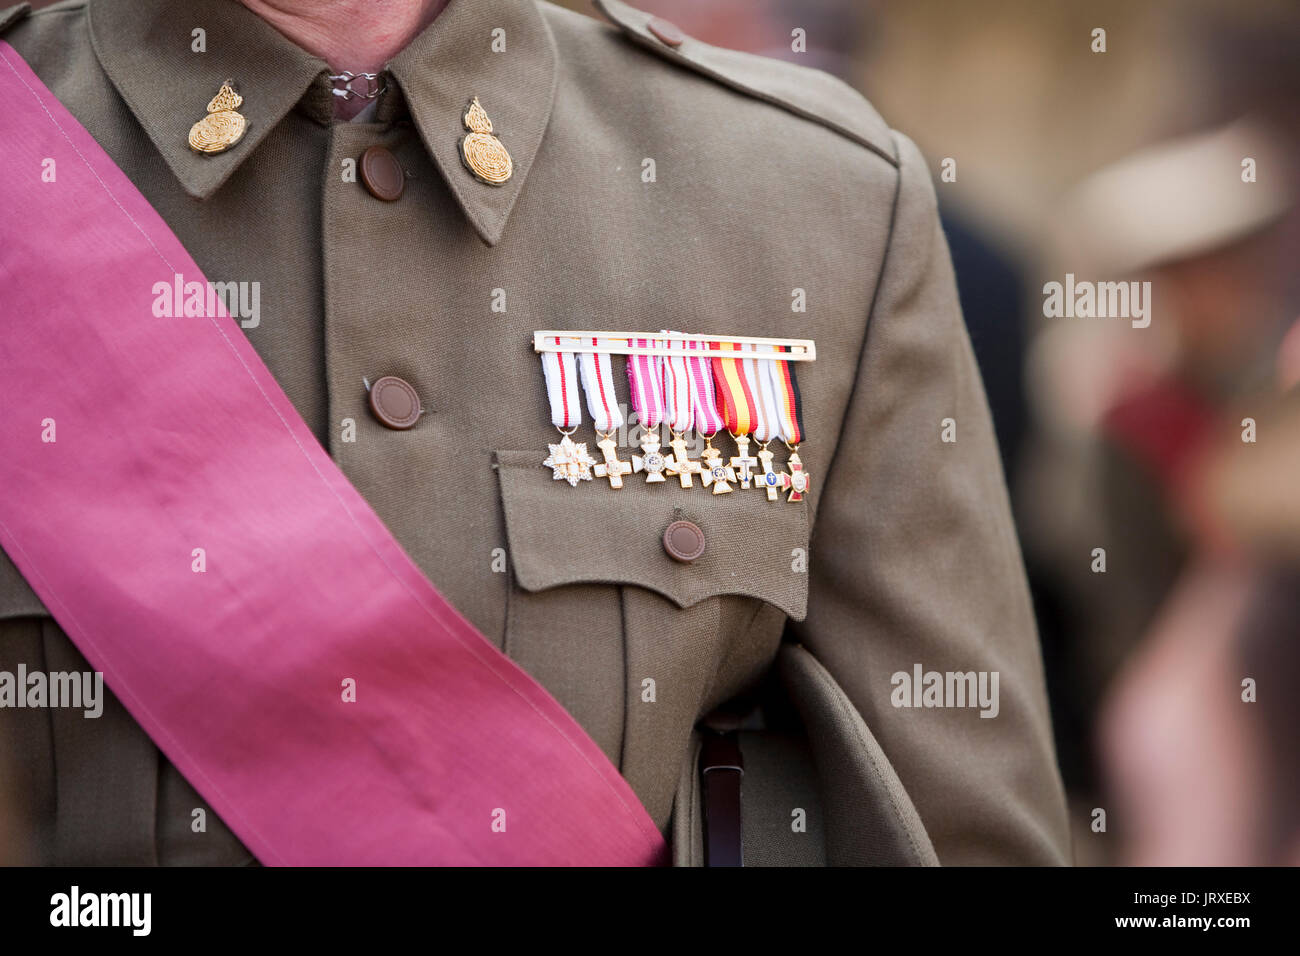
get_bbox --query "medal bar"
[533,332,816,362]
[535,331,812,503]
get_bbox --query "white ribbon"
[752,344,782,442]
[577,336,624,433]
[540,335,582,429]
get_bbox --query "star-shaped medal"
[543,434,596,486]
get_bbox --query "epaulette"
[592,0,898,167]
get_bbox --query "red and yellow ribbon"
[710,341,759,435]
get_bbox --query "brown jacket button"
[360,145,405,201]
[663,520,705,562]
[368,375,421,429]
[646,17,686,48]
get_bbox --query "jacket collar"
[88,0,557,245]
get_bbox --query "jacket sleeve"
[793,130,1071,865]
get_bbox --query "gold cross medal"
[729,433,759,489]
[188,80,249,155]
[664,431,703,488]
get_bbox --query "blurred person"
[1101,390,1300,865]
[1025,115,1294,757]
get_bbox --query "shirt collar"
[88,0,558,246]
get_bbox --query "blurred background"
[551,0,1300,866]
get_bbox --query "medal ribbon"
[660,331,694,433]
[625,336,664,430]
[577,336,624,432]
[749,346,778,443]
[687,339,724,436]
[710,341,767,437]
[540,335,582,429]
[760,350,805,444]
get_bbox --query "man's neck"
[239,0,452,119]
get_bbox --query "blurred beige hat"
[1056,117,1293,274]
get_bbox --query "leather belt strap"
[700,731,744,867]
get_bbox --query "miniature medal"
[781,447,812,502]
[637,428,668,483]
[539,337,593,485]
[626,337,669,483]
[754,350,811,503]
[664,431,703,488]
[576,342,636,489]
[698,435,737,495]
[729,433,759,489]
[659,334,704,488]
[543,431,596,486]
[188,80,248,155]
[532,331,816,499]
[460,97,513,185]
[594,432,640,489]
[710,342,766,491]
[755,441,784,501]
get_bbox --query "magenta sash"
[0,41,665,866]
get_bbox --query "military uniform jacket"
[0,0,1070,865]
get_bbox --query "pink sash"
[0,40,665,866]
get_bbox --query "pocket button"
[663,520,706,563]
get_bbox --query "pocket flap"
[494,449,810,621]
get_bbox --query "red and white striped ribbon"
[626,336,664,430]
[687,339,724,436]
[540,334,582,429]
[660,330,693,433]
[577,336,624,433]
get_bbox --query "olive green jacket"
[0,0,1069,865]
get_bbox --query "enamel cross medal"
[755,442,784,501]
[699,435,736,495]
[781,445,811,502]
[539,337,595,485]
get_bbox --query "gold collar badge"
[459,97,512,185]
[188,80,249,155]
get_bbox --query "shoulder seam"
[0,3,30,34]
[591,0,898,167]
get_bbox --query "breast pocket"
[493,448,810,829]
